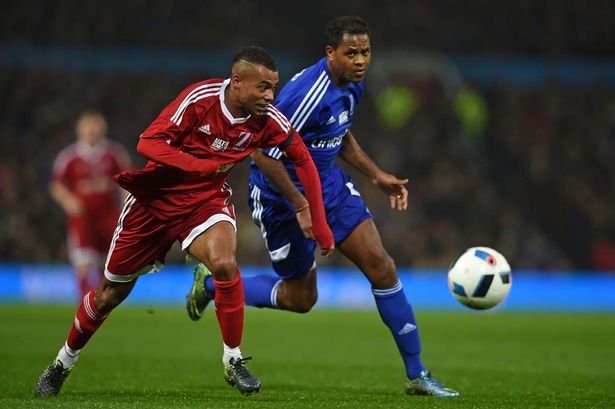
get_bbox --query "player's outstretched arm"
[280,135,334,256]
[136,136,219,177]
[339,130,408,211]
[251,149,314,240]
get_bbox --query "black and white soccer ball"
[448,246,512,310]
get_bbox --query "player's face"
[76,116,106,146]
[235,65,279,116]
[327,34,371,85]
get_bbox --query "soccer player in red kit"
[50,111,131,298]
[35,46,335,397]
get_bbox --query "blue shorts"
[248,173,372,279]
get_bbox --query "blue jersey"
[248,57,371,275]
[249,57,364,205]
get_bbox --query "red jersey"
[115,79,293,221]
[52,140,131,218]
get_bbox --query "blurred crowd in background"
[1,0,614,271]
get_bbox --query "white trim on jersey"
[104,194,136,272]
[104,261,164,283]
[294,76,331,132]
[250,185,268,240]
[288,71,331,132]
[219,79,251,124]
[170,83,222,125]
[266,147,284,160]
[288,71,327,125]
[265,105,291,133]
[181,213,237,251]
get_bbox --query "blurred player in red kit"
[35,46,334,397]
[50,111,131,298]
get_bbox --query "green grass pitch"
[1,305,613,408]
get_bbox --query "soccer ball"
[448,246,512,310]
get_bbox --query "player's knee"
[208,256,237,281]
[367,254,398,289]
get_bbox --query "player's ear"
[231,73,241,88]
[325,45,334,61]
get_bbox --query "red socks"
[66,291,108,350]
[213,270,245,348]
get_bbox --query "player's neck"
[223,86,249,118]
[326,60,349,88]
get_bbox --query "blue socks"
[205,273,425,378]
[205,274,281,308]
[373,281,425,379]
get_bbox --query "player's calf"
[278,284,317,313]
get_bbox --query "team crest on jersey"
[198,124,211,135]
[211,137,229,151]
[232,131,253,151]
[338,111,349,125]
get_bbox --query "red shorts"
[67,211,118,266]
[104,195,236,282]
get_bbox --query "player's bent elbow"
[136,138,150,157]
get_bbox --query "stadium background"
[1,2,615,408]
[1,0,614,309]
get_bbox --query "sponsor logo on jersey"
[198,124,211,135]
[310,134,344,149]
[325,116,336,125]
[211,137,229,151]
[232,131,253,151]
[338,110,349,125]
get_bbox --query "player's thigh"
[104,197,174,283]
[186,221,237,275]
[281,267,317,297]
[338,218,398,289]
[180,201,238,280]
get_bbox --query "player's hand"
[64,197,84,216]
[295,204,315,240]
[215,163,235,174]
[373,173,409,211]
[320,244,335,257]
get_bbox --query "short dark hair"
[326,16,370,49]
[232,46,277,71]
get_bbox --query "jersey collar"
[219,78,250,125]
[76,139,107,160]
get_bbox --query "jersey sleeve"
[259,105,296,160]
[51,146,73,185]
[140,83,203,146]
[281,135,334,249]
[136,81,220,176]
[260,76,309,160]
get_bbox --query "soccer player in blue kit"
[187,16,459,397]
